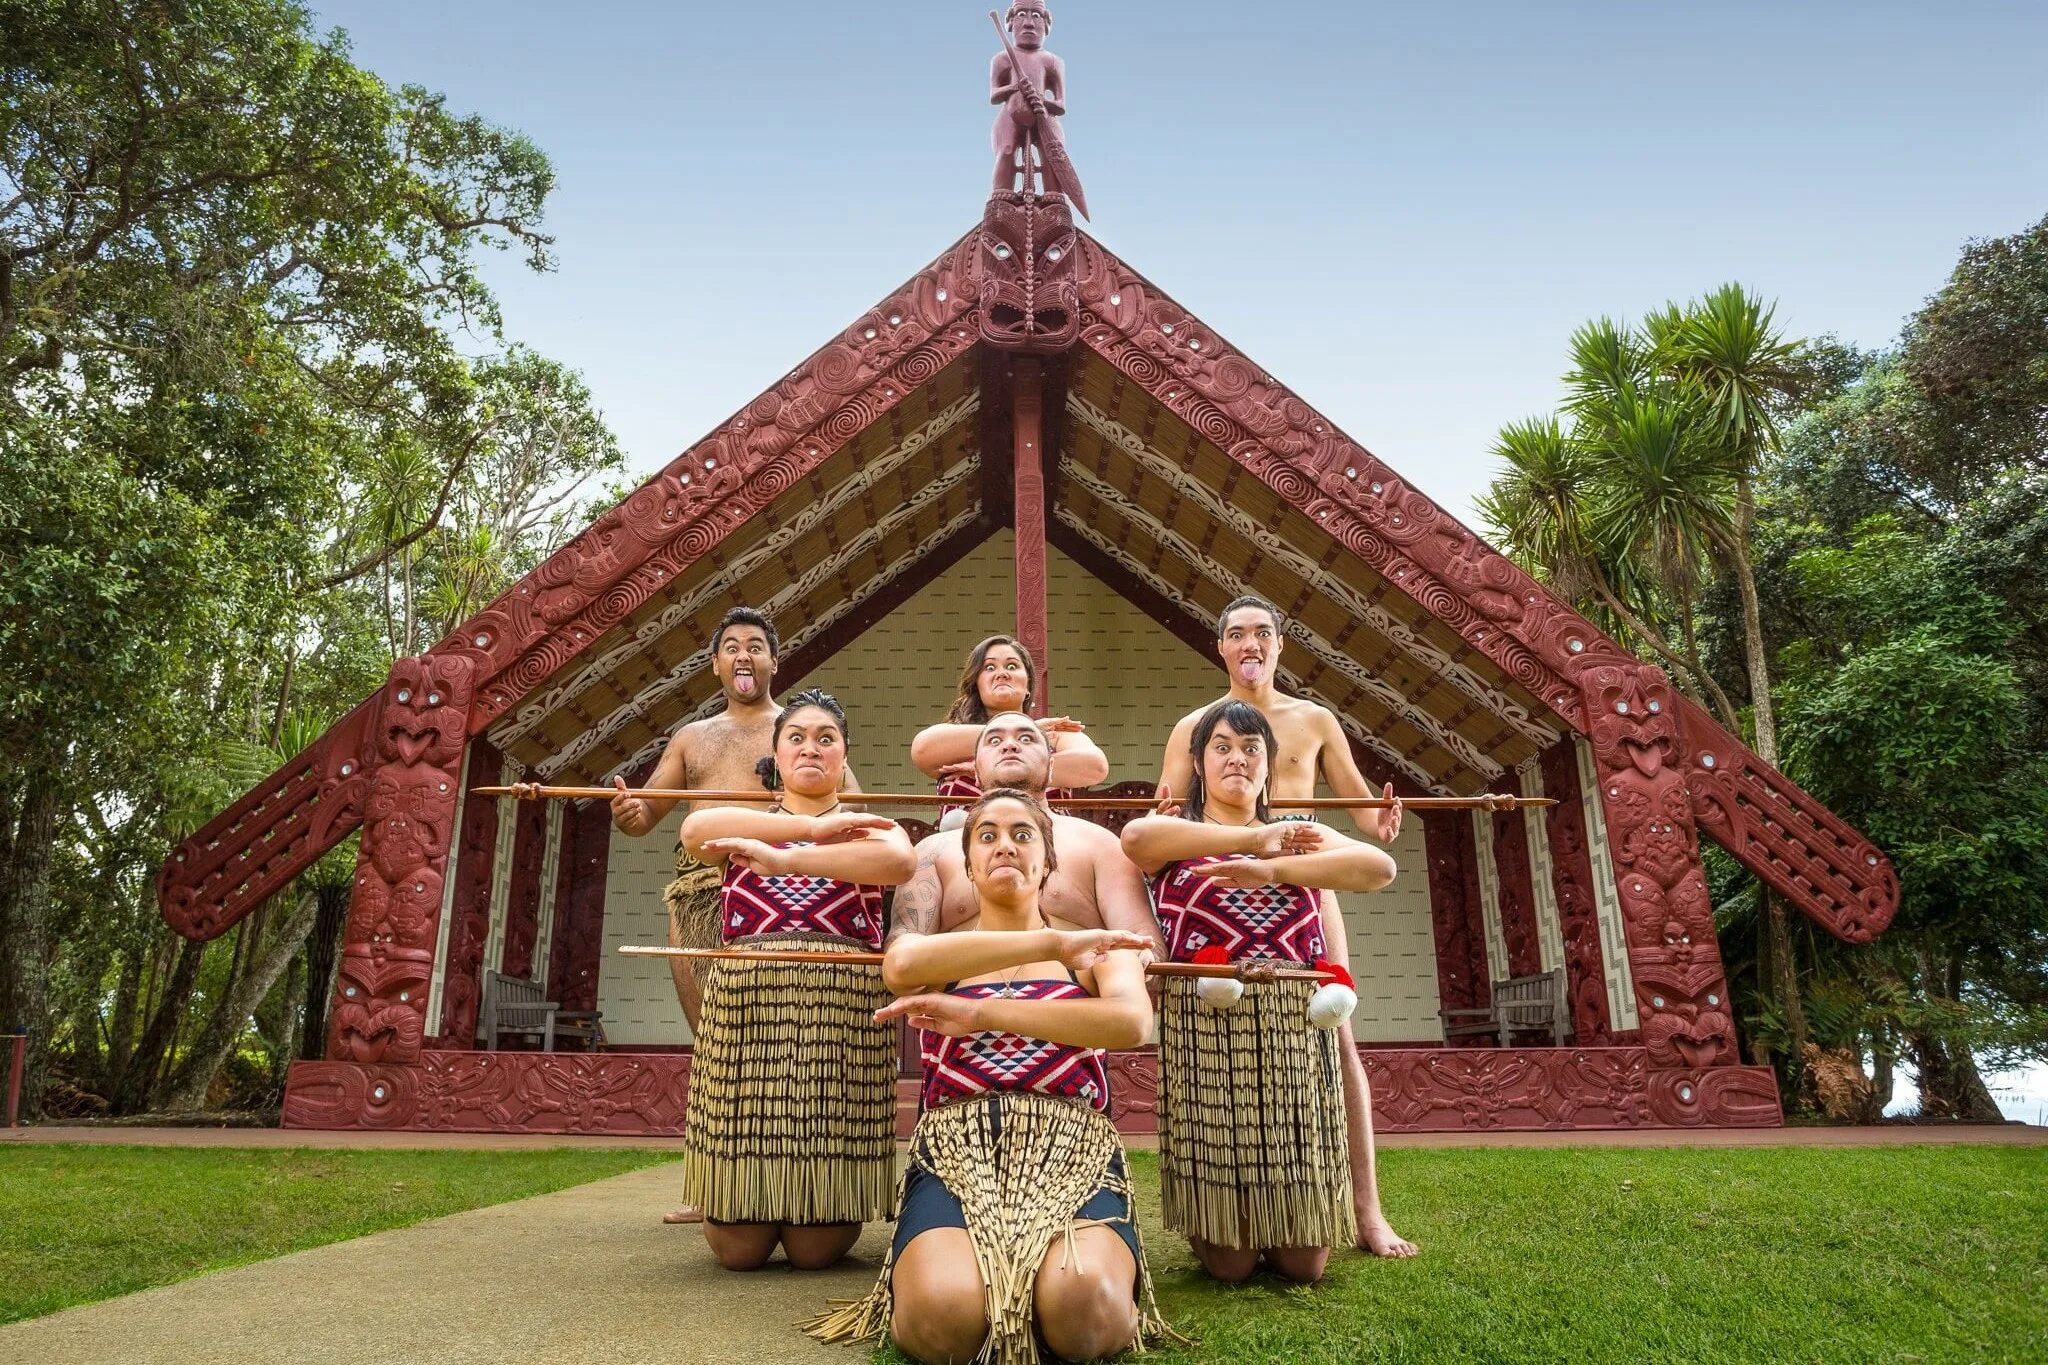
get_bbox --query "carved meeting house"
[158,185,1898,1136]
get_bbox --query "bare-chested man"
[892,713,1164,957]
[609,606,857,1225]
[1154,593,1418,1258]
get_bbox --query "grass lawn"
[0,1144,671,1325]
[869,1144,2047,1364]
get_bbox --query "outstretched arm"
[683,809,915,883]
[1120,815,1317,874]
[1048,728,1109,789]
[910,723,983,779]
[1317,710,1404,843]
[609,733,692,836]
[883,924,1151,994]
[1153,714,1197,814]
[880,949,1151,1050]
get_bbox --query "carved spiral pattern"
[810,342,869,396]
[1183,397,1239,448]
[894,342,950,387]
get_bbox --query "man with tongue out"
[1153,594,1418,1259]
[609,606,858,1225]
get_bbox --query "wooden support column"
[1011,357,1051,711]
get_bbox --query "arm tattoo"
[887,846,944,943]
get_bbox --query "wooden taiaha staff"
[619,944,1336,982]
[476,783,1552,812]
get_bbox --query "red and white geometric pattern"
[1155,854,1326,965]
[720,842,884,949]
[920,979,1110,1112]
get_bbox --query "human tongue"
[733,673,757,698]
[1237,658,1263,684]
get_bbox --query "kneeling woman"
[808,790,1172,1365]
[677,688,916,1272]
[1120,700,1396,1285]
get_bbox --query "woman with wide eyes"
[910,635,1108,825]
[807,790,1174,1365]
[676,688,917,1274]
[1121,699,1398,1286]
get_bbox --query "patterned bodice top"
[1153,854,1326,965]
[919,979,1111,1112]
[719,843,885,950]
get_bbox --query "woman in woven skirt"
[910,636,1107,826]
[676,687,917,1272]
[808,789,1172,1365]
[1121,699,1397,1285]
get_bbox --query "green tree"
[1,0,557,1117]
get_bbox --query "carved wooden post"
[1489,793,1544,979]
[1012,363,1051,710]
[328,655,475,1064]
[1576,661,1737,1070]
[435,739,502,1045]
[1539,739,1616,1044]
[1420,807,1489,1017]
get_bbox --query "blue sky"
[308,0,2047,525]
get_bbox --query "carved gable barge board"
[511,442,985,783]
[493,360,983,777]
[158,236,979,939]
[1068,234,1896,938]
[561,479,988,788]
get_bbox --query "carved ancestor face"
[1635,964,1735,1069]
[1586,666,1679,780]
[977,196,1079,353]
[329,953,430,1064]
[378,656,471,769]
[1007,0,1049,47]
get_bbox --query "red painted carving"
[499,797,547,979]
[1677,695,1897,942]
[454,240,978,732]
[1104,1047,1159,1134]
[979,193,1079,354]
[328,656,473,1065]
[1420,808,1486,1013]
[157,701,375,940]
[1490,795,1543,979]
[1576,662,1736,1069]
[282,1047,1775,1134]
[436,741,504,1044]
[1011,359,1053,706]
[158,239,978,942]
[283,1052,691,1134]
[988,1,1087,215]
[1538,740,1614,1044]
[545,798,612,1015]
[1363,1047,1781,1131]
[1067,235,1897,940]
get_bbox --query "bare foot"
[1357,1213,1417,1258]
[662,1205,704,1225]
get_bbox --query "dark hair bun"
[755,755,779,790]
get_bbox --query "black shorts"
[889,1151,1142,1266]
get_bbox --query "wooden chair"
[1439,968,1568,1047]
[479,969,605,1052]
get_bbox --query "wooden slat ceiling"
[1055,350,1562,795]
[487,343,1561,794]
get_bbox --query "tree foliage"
[0,0,620,1118]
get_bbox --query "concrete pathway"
[0,1162,886,1365]
[7,1121,2044,1150]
